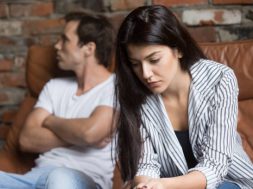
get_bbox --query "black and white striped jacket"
[137,59,253,189]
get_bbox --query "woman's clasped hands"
[134,178,166,189]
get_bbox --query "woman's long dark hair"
[115,5,206,182]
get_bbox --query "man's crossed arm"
[19,106,115,153]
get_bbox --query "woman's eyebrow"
[129,51,161,61]
[144,51,161,59]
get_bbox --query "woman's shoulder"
[190,59,237,95]
[190,59,235,83]
[191,59,232,74]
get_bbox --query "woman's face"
[127,44,182,94]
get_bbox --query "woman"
[115,5,253,189]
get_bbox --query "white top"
[34,74,115,189]
[137,60,253,189]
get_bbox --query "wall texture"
[0,0,253,122]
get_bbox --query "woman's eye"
[150,59,159,64]
[130,61,139,67]
[131,63,139,68]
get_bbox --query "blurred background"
[0,0,252,146]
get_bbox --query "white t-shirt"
[34,74,115,189]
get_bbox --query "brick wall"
[0,0,252,121]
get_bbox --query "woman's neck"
[162,70,191,102]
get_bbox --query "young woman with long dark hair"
[115,5,253,189]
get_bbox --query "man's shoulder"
[94,74,115,91]
[46,77,76,87]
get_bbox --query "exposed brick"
[153,0,207,6]
[110,0,145,11]
[108,13,126,32]
[182,9,242,26]
[242,7,253,24]
[217,28,239,41]
[38,34,58,46]
[218,26,253,41]
[0,3,8,18]
[31,2,54,16]
[23,18,64,35]
[213,0,253,5]
[55,0,105,13]
[0,37,33,54]
[188,26,217,42]
[0,88,26,106]
[10,2,54,17]
[0,72,26,88]
[0,37,16,46]
[0,91,8,103]
[13,56,26,71]
[0,21,22,36]
[0,37,34,50]
[80,0,105,12]
[0,59,13,71]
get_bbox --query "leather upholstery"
[26,45,74,98]
[0,40,252,188]
[201,40,253,161]
[201,40,253,101]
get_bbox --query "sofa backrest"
[1,40,252,183]
[25,45,74,98]
[25,41,253,161]
[200,40,253,161]
[200,40,253,101]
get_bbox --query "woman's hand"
[134,178,165,189]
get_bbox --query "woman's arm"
[134,69,239,189]
[134,171,206,189]
[189,69,239,189]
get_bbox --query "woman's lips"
[147,81,161,88]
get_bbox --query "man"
[0,11,115,189]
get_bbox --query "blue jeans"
[217,181,241,189]
[0,166,100,189]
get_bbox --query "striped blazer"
[137,59,253,189]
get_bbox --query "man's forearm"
[43,106,115,147]
[43,115,90,146]
[19,126,68,153]
[19,108,69,153]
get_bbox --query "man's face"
[54,21,85,71]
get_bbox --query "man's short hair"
[65,11,114,68]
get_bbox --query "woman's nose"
[142,63,152,80]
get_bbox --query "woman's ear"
[82,42,96,57]
[174,49,183,59]
[178,51,183,59]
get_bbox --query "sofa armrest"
[0,95,38,173]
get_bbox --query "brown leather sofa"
[0,40,253,188]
